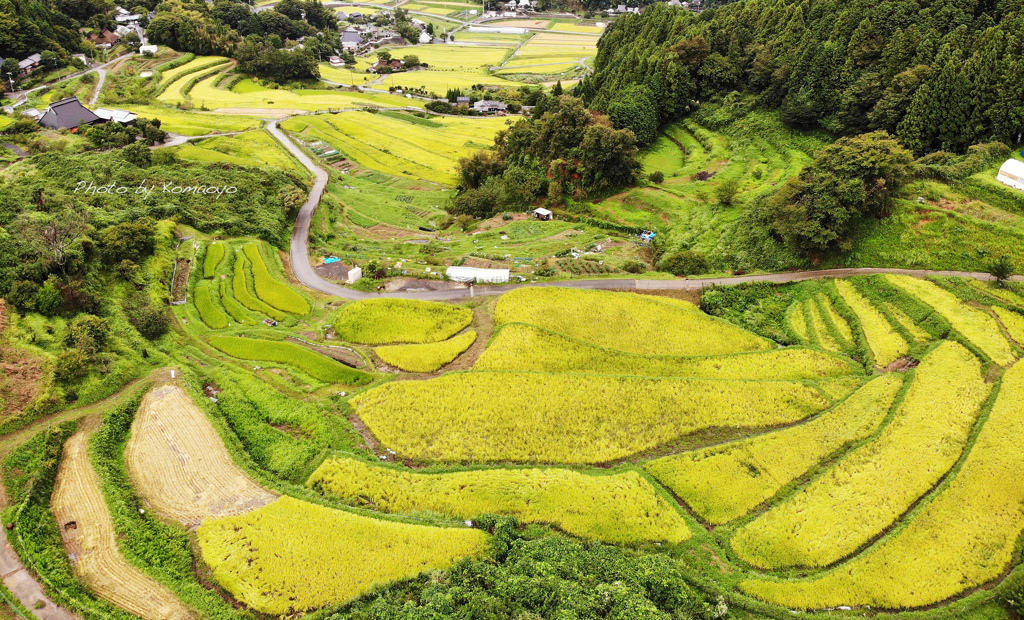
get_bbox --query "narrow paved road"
[87,68,106,106]
[266,120,1023,301]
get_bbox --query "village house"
[17,53,41,76]
[340,28,363,51]
[371,58,405,73]
[89,29,121,49]
[533,207,553,221]
[473,100,507,114]
[93,108,138,124]
[456,96,471,107]
[37,97,101,130]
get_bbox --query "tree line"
[578,1,1024,155]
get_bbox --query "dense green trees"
[581,1,1024,154]
[451,96,641,217]
[764,131,915,255]
[0,148,305,305]
[329,531,717,620]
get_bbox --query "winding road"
[266,120,1023,301]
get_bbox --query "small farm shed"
[533,207,553,221]
[996,159,1024,192]
[446,266,510,284]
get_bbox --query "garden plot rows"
[53,430,194,620]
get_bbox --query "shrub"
[622,260,646,274]
[657,250,708,276]
[649,170,665,183]
[125,297,169,340]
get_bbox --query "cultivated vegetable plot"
[375,330,476,372]
[886,274,1016,364]
[197,496,489,614]
[124,384,277,528]
[242,243,310,315]
[308,457,692,543]
[495,288,773,356]
[53,431,195,620]
[476,324,860,380]
[209,336,372,385]
[334,298,473,344]
[835,279,909,366]
[353,372,830,463]
[741,361,1024,609]
[644,375,903,525]
[730,342,990,569]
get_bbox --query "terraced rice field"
[645,375,903,525]
[835,279,909,367]
[242,243,310,315]
[159,69,421,112]
[309,457,691,543]
[209,336,372,385]
[885,274,1016,364]
[382,69,522,92]
[335,298,473,344]
[124,384,277,528]
[281,112,506,184]
[353,371,831,463]
[197,496,489,614]
[157,55,229,85]
[495,288,773,355]
[742,361,1024,608]
[175,131,303,174]
[53,430,195,620]
[118,106,263,136]
[730,341,989,569]
[375,330,476,372]
[506,32,598,66]
[476,324,860,380]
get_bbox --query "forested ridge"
[578,0,1024,154]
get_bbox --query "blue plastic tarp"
[324,257,341,264]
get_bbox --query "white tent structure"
[996,159,1024,192]
[446,266,510,284]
